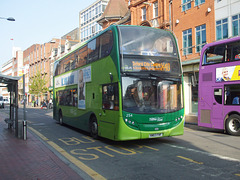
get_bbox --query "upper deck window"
[203,41,240,65]
[119,26,176,57]
[118,26,180,74]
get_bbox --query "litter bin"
[18,120,23,139]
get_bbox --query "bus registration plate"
[149,133,163,138]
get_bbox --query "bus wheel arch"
[225,113,240,136]
[59,109,63,125]
[89,114,98,139]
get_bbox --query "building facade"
[1,59,13,102]
[79,0,109,43]
[172,0,215,121]
[25,41,60,104]
[215,0,240,39]
[98,0,130,29]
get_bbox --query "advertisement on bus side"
[216,65,240,82]
[78,66,91,109]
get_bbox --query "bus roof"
[54,25,176,64]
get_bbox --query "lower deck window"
[225,84,240,105]
[57,88,78,107]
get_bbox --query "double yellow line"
[29,127,106,180]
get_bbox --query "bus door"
[101,83,119,138]
[212,86,224,128]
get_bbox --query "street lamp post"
[0,17,15,21]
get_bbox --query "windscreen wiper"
[124,72,155,79]
[149,73,181,81]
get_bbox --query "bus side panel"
[89,56,119,139]
[198,83,214,128]
[98,111,119,140]
[61,106,91,132]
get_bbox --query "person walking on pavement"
[49,98,53,109]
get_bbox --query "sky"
[0,0,96,68]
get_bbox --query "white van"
[0,95,4,108]
[3,97,10,105]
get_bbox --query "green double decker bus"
[53,25,184,141]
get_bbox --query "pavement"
[0,111,83,180]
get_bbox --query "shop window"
[190,72,199,114]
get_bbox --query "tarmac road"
[4,105,240,180]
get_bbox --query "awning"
[0,73,22,85]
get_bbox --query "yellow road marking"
[235,174,240,177]
[28,126,106,180]
[29,127,49,141]
[177,156,203,165]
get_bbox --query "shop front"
[182,59,199,124]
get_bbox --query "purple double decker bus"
[198,36,240,136]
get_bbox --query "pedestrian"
[49,98,53,109]
[41,100,47,109]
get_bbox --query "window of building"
[182,0,191,12]
[216,18,228,40]
[142,7,146,21]
[195,0,205,6]
[232,14,240,36]
[102,5,106,12]
[183,29,192,55]
[196,24,206,53]
[96,5,99,15]
[153,2,158,18]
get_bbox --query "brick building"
[98,0,130,28]
[129,0,170,28]
[24,40,61,104]
[172,0,215,121]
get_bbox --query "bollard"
[18,121,23,139]
[23,120,27,140]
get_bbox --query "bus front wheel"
[226,114,240,136]
[90,116,98,139]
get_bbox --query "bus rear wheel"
[90,116,98,139]
[226,114,240,136]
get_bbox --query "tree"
[29,71,48,97]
